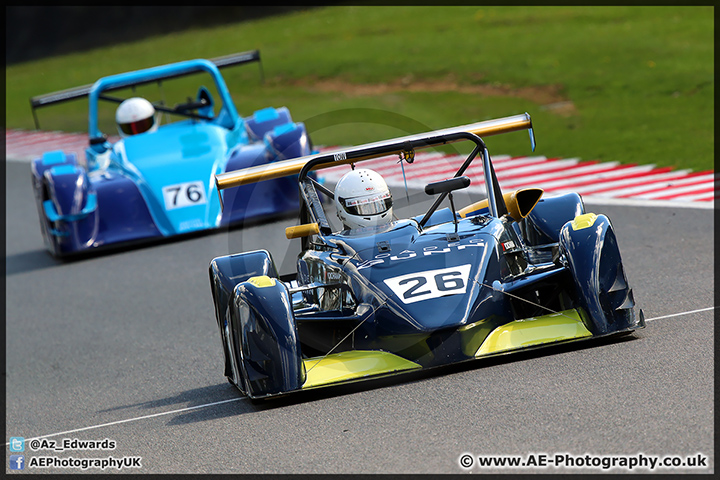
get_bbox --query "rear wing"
[29,49,263,129]
[216,113,534,193]
[216,112,535,228]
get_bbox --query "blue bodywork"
[31,54,311,257]
[209,115,646,401]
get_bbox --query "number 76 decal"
[383,264,472,304]
[162,181,207,210]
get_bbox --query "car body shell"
[30,51,312,257]
[209,113,645,401]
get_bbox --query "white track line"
[5,305,715,445]
[643,306,716,322]
[5,398,246,444]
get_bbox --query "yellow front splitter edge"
[476,308,592,357]
[300,310,590,389]
[302,350,422,390]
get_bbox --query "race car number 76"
[162,181,207,210]
[383,264,472,304]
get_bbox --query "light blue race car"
[29,50,313,257]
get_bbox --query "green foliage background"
[5,6,714,171]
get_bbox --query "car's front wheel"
[559,213,643,335]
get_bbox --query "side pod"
[244,106,293,142]
[263,122,311,162]
[521,193,584,245]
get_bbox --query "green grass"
[5,6,714,171]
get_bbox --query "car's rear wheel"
[33,176,61,258]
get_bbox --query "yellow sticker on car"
[571,213,598,231]
[247,276,276,288]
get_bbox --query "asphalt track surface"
[5,159,715,475]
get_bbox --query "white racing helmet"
[334,168,393,230]
[116,97,158,137]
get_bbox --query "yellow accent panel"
[302,350,421,389]
[475,309,592,357]
[285,223,320,239]
[571,213,598,231]
[458,315,503,357]
[458,188,543,220]
[458,199,488,218]
[246,275,276,288]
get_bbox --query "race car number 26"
[383,264,472,304]
[162,181,207,210]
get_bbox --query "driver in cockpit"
[115,97,158,137]
[333,168,394,231]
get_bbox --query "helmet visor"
[119,116,155,136]
[341,191,392,216]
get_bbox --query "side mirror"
[424,176,471,195]
[422,176,471,237]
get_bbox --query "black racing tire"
[33,175,62,258]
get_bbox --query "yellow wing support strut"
[285,223,320,239]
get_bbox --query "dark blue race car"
[30,50,312,257]
[209,113,645,401]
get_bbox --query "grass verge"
[5,6,713,171]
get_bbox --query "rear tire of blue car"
[32,176,62,258]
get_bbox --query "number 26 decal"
[383,264,472,304]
